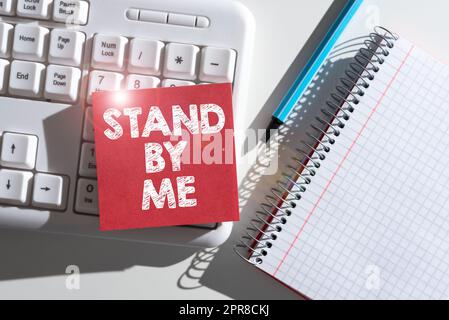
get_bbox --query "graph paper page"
[256,38,449,299]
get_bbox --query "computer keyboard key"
[167,13,196,27]
[139,9,168,24]
[128,39,164,75]
[162,79,195,87]
[82,107,94,142]
[91,34,128,71]
[87,70,124,103]
[53,0,89,25]
[0,132,38,170]
[79,142,96,178]
[163,43,199,81]
[75,178,98,215]
[9,60,45,97]
[126,74,160,90]
[44,65,81,102]
[0,59,10,93]
[0,22,13,58]
[196,16,210,28]
[125,8,139,21]
[48,29,85,67]
[17,0,52,20]
[12,24,49,62]
[32,173,67,210]
[199,47,237,83]
[0,0,16,16]
[0,169,33,206]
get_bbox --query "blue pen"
[266,0,363,139]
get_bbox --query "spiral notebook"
[237,28,449,299]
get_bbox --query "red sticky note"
[92,83,239,231]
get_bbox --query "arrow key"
[32,173,67,210]
[0,169,33,206]
[0,132,38,170]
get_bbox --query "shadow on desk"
[196,63,344,300]
[196,0,360,299]
[0,229,197,281]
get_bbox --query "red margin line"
[273,45,415,277]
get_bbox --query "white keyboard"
[0,0,254,247]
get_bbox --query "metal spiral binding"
[234,27,399,265]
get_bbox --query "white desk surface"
[1,0,448,299]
